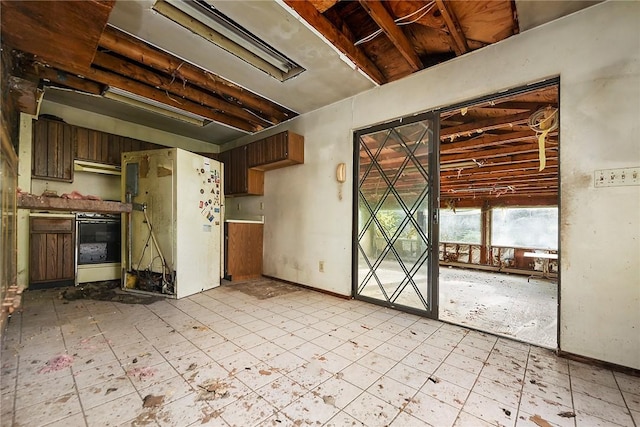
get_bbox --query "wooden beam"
[30,56,259,132]
[442,176,558,189]
[441,160,558,177]
[434,0,469,55]
[441,130,537,153]
[441,144,555,163]
[363,169,558,191]
[483,101,557,111]
[88,67,259,132]
[441,111,533,138]
[92,52,271,128]
[98,26,293,124]
[18,194,131,213]
[308,0,339,13]
[441,195,558,209]
[283,0,386,84]
[28,64,104,95]
[358,0,423,71]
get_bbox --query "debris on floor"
[60,280,164,305]
[322,395,336,406]
[38,354,74,373]
[142,394,165,408]
[126,366,156,380]
[200,408,223,424]
[225,278,302,300]
[530,414,553,427]
[197,379,230,401]
[558,411,576,418]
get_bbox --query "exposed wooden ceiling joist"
[440,160,558,177]
[434,0,469,55]
[297,0,517,83]
[441,111,533,139]
[283,0,387,85]
[30,66,104,95]
[358,0,423,71]
[91,51,271,129]
[27,58,259,132]
[441,130,542,153]
[98,26,294,124]
[441,195,558,209]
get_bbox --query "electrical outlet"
[594,167,640,187]
[237,203,241,211]
[319,261,324,273]
[260,202,264,210]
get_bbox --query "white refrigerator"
[121,148,223,299]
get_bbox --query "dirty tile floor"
[1,279,638,426]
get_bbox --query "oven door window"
[78,221,121,264]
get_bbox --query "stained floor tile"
[1,279,638,427]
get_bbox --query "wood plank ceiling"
[359,85,559,208]
[285,0,518,84]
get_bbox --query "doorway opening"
[438,81,560,348]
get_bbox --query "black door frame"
[351,111,440,319]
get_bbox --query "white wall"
[232,1,640,369]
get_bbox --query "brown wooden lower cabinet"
[29,215,76,287]
[224,221,263,281]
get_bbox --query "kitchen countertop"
[225,219,264,224]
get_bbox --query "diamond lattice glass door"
[354,114,439,317]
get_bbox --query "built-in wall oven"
[76,213,122,284]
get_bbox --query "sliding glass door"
[354,113,439,317]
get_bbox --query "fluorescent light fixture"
[152,0,305,82]
[440,160,481,171]
[74,160,122,176]
[103,87,208,126]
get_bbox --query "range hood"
[74,160,121,176]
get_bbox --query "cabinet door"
[220,147,263,196]
[76,127,114,164]
[247,131,304,171]
[29,217,75,284]
[226,222,263,281]
[218,150,232,195]
[230,146,248,194]
[32,119,74,181]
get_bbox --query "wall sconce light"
[336,163,346,183]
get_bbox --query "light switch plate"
[594,167,640,187]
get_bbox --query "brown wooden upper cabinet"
[32,119,74,181]
[247,131,304,171]
[33,118,165,180]
[76,128,162,165]
[220,146,264,197]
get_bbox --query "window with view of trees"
[439,209,482,244]
[492,207,558,250]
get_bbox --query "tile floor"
[1,279,638,427]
